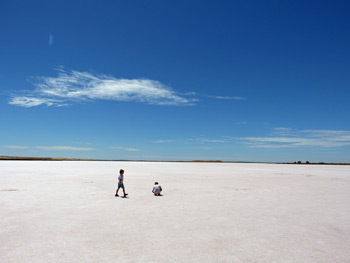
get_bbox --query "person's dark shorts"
[118,183,124,189]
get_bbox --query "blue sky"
[1,0,350,162]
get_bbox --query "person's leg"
[122,185,128,196]
[115,186,120,196]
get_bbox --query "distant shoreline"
[0,156,349,165]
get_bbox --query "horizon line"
[0,156,349,165]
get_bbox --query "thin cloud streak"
[207,95,246,100]
[151,128,350,149]
[185,138,228,144]
[9,97,63,107]
[110,147,140,152]
[239,128,350,148]
[152,140,176,143]
[4,145,29,149]
[9,68,197,107]
[199,139,226,143]
[35,146,93,151]
[4,145,93,151]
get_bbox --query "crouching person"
[152,182,162,196]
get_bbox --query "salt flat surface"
[1,161,350,263]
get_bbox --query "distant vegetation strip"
[0,156,348,165]
[0,156,227,162]
[0,156,97,161]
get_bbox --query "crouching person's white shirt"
[153,185,162,194]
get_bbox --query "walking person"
[115,169,128,197]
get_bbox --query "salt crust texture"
[1,161,349,262]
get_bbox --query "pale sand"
[1,161,349,262]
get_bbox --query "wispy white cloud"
[9,97,67,108]
[9,68,197,107]
[185,138,227,144]
[35,146,93,151]
[153,138,224,144]
[152,140,176,143]
[239,128,350,148]
[148,128,350,150]
[110,147,140,152]
[4,145,93,151]
[4,145,29,149]
[198,139,226,143]
[208,95,245,100]
[151,128,350,149]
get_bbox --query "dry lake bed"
[1,161,349,262]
